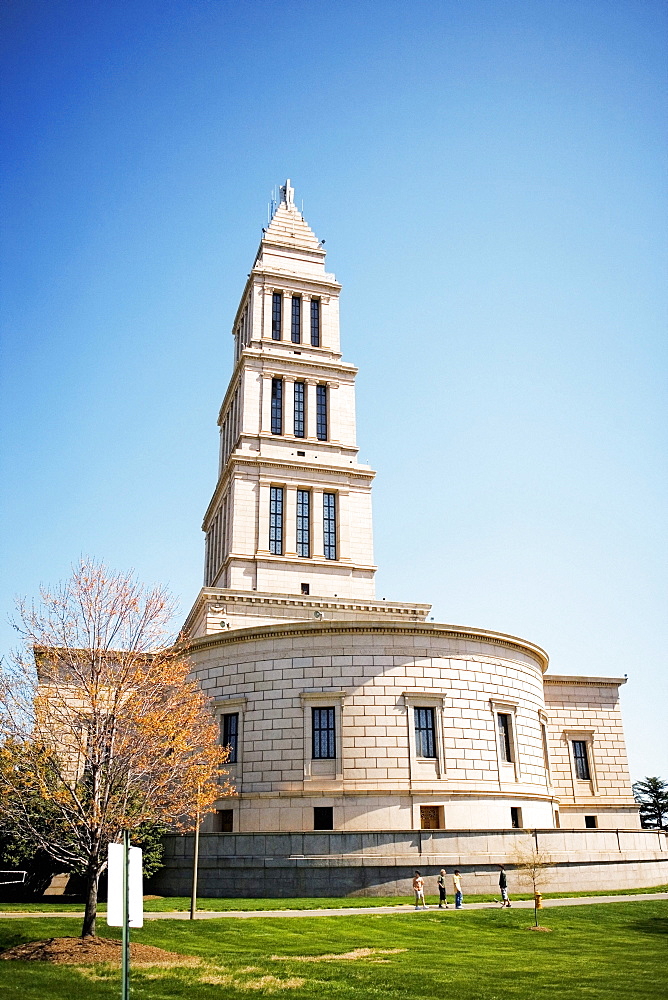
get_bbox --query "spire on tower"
[280,178,295,208]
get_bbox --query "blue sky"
[1,0,666,780]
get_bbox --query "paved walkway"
[0,892,666,920]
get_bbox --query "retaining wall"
[148,828,668,898]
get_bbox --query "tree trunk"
[81,869,99,938]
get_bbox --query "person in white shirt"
[412,871,428,909]
[453,869,463,908]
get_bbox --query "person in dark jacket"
[437,869,448,908]
[498,865,511,907]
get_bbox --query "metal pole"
[121,830,130,1000]
[189,782,201,920]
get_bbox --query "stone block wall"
[148,828,668,899]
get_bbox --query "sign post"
[108,835,143,1000]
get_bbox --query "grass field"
[0,884,665,912]
[0,901,665,999]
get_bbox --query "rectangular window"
[297,489,311,558]
[312,706,335,759]
[272,292,282,340]
[271,378,283,435]
[221,712,238,764]
[294,381,305,438]
[214,809,234,833]
[420,805,442,830]
[291,295,301,343]
[584,815,598,829]
[414,707,436,758]
[269,486,283,555]
[497,713,513,763]
[541,723,550,772]
[313,806,333,830]
[572,740,591,781]
[316,384,328,440]
[310,298,320,346]
[510,806,522,828]
[323,492,337,560]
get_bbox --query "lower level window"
[414,707,436,758]
[214,809,233,833]
[572,740,591,781]
[312,707,336,759]
[510,806,522,829]
[584,815,598,829]
[497,713,513,763]
[221,712,238,764]
[420,805,442,830]
[313,806,333,830]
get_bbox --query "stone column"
[284,486,298,557]
[326,380,338,442]
[284,377,295,439]
[302,294,311,347]
[312,489,324,557]
[256,482,271,555]
[306,380,318,439]
[261,374,273,434]
[337,489,350,562]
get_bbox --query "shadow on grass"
[629,917,668,937]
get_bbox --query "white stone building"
[183,180,642,840]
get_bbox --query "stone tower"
[184,181,429,636]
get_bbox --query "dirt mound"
[0,936,199,966]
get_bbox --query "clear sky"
[1,0,666,781]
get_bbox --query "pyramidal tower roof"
[254,179,328,277]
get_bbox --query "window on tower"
[271,378,283,435]
[291,296,301,343]
[297,489,311,557]
[294,381,305,438]
[316,384,328,440]
[269,486,284,555]
[310,298,320,347]
[323,492,337,560]
[272,292,282,340]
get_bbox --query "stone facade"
[169,181,659,895]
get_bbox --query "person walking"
[437,869,448,908]
[412,871,428,909]
[453,869,463,909]
[498,865,511,907]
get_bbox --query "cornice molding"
[544,675,627,688]
[183,620,549,671]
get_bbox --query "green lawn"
[0,901,665,999]
[0,884,665,912]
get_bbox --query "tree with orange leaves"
[0,559,231,938]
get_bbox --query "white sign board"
[107,842,144,928]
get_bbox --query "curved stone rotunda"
[154,182,666,897]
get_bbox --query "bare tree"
[512,839,554,927]
[0,559,231,938]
